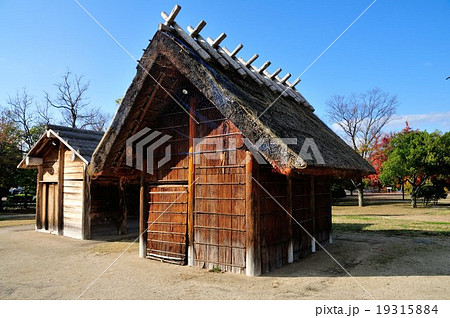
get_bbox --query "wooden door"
[146,184,188,264]
[42,182,58,233]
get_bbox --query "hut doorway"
[41,182,58,234]
[146,184,188,265]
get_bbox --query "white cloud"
[385,112,450,131]
[329,111,450,135]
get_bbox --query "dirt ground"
[1,219,449,299]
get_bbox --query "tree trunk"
[411,186,417,208]
[401,183,405,201]
[411,195,417,208]
[357,185,364,207]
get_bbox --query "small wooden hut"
[89,6,374,275]
[18,125,138,239]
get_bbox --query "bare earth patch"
[0,199,449,300]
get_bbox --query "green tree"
[380,130,450,208]
[0,113,22,211]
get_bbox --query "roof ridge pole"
[187,23,230,69]
[161,6,212,62]
[216,45,247,77]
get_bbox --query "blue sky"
[1,0,449,134]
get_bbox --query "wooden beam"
[209,33,227,49]
[245,151,261,276]
[161,4,181,26]
[310,175,316,253]
[139,167,147,258]
[230,43,243,58]
[35,167,43,230]
[57,142,64,235]
[26,156,43,166]
[187,95,197,266]
[257,61,271,74]
[82,164,91,239]
[188,26,230,69]
[219,46,247,77]
[118,177,128,235]
[286,174,293,263]
[161,11,211,62]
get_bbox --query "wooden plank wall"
[38,143,59,231]
[193,103,247,274]
[258,172,332,272]
[258,166,289,273]
[41,144,59,182]
[146,102,190,260]
[62,150,85,239]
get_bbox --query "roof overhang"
[17,128,89,169]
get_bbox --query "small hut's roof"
[89,6,374,177]
[18,125,104,168]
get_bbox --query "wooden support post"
[35,167,43,230]
[57,142,64,235]
[187,95,197,266]
[310,175,316,253]
[82,164,91,239]
[286,174,293,263]
[118,177,128,235]
[245,151,261,276]
[139,168,147,258]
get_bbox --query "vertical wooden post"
[35,167,43,230]
[286,174,293,263]
[82,164,91,239]
[118,177,128,235]
[139,168,147,258]
[57,142,65,235]
[245,151,261,276]
[310,175,316,253]
[187,95,197,266]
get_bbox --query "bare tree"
[327,88,398,206]
[35,100,54,126]
[78,107,111,132]
[5,88,37,151]
[45,70,104,130]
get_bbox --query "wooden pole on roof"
[187,94,197,266]
[286,174,294,263]
[245,151,261,276]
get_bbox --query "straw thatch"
[90,29,374,177]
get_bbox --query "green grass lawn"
[333,195,450,236]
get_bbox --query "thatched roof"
[18,125,103,168]
[90,18,374,177]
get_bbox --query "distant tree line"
[0,70,111,210]
[327,88,450,208]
